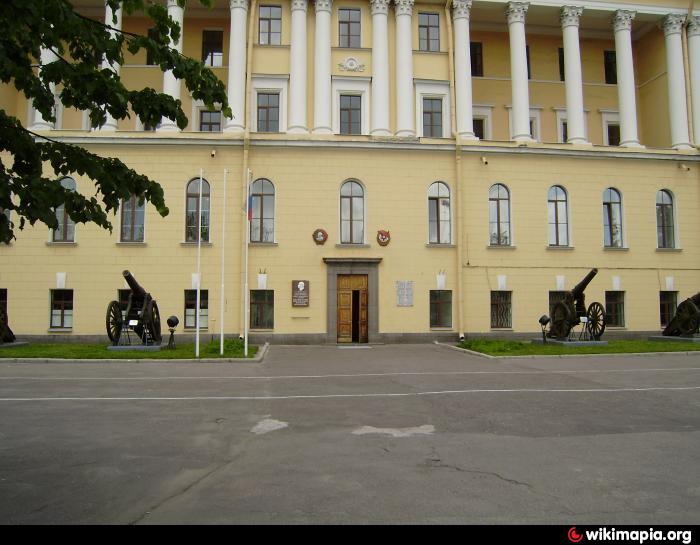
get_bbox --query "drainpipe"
[683,0,695,145]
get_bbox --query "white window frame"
[427,181,453,245]
[249,178,277,244]
[118,194,147,244]
[338,179,367,245]
[506,106,541,142]
[600,110,620,146]
[251,75,289,133]
[553,107,589,143]
[337,7,363,48]
[201,28,225,68]
[415,80,451,138]
[191,99,223,132]
[655,188,681,250]
[602,186,626,249]
[331,76,370,135]
[472,104,494,141]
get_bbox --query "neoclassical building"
[1,0,700,343]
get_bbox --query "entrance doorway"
[337,274,368,343]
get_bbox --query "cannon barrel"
[122,270,148,300]
[570,268,598,299]
[690,292,700,306]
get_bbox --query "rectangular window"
[605,291,625,327]
[491,291,512,329]
[558,47,565,81]
[50,289,73,329]
[430,290,452,328]
[120,194,145,242]
[251,290,274,329]
[660,291,678,329]
[561,120,568,143]
[422,97,442,138]
[199,110,222,132]
[604,50,617,84]
[473,118,485,140]
[339,94,361,135]
[259,5,282,45]
[184,289,209,329]
[146,28,161,66]
[526,44,531,79]
[202,30,224,67]
[339,8,361,48]
[549,291,567,318]
[257,92,280,132]
[419,13,440,52]
[470,42,483,76]
[607,123,621,146]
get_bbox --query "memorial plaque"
[292,280,310,307]
[396,280,414,307]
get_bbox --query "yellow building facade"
[2,0,700,343]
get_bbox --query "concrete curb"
[0,342,269,364]
[433,340,498,359]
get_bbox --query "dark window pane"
[491,291,512,328]
[604,50,617,84]
[470,42,483,77]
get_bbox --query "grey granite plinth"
[648,335,700,343]
[107,345,161,351]
[532,338,609,347]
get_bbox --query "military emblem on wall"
[377,230,391,246]
[313,228,328,245]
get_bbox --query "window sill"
[603,246,629,251]
[490,328,513,331]
[254,44,289,49]
[331,46,372,52]
[250,328,274,332]
[547,245,574,250]
[250,242,278,247]
[430,327,454,331]
[48,328,72,333]
[184,328,209,331]
[46,241,77,246]
[180,242,212,246]
[656,248,682,252]
[487,245,516,250]
[335,243,370,248]
[116,241,146,246]
[426,244,456,248]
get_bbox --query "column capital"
[315,0,332,13]
[452,0,472,21]
[660,14,685,37]
[560,6,583,28]
[291,0,307,11]
[370,0,390,16]
[612,10,635,33]
[394,0,414,18]
[505,2,529,26]
[229,0,249,11]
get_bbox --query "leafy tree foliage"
[0,0,231,243]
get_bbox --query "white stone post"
[96,1,123,131]
[561,6,587,144]
[313,0,333,134]
[288,0,309,133]
[395,0,415,137]
[506,2,532,142]
[453,0,475,139]
[370,0,391,136]
[661,14,692,150]
[688,17,700,145]
[30,48,59,131]
[612,10,641,147]
[224,0,248,133]
[158,0,185,132]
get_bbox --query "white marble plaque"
[396,280,414,307]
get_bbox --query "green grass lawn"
[0,338,258,360]
[458,338,700,356]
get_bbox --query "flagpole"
[220,168,227,356]
[244,168,251,357]
[196,168,203,359]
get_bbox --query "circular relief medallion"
[377,230,391,246]
[312,228,328,245]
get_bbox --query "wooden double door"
[337,274,368,343]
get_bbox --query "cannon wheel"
[106,300,123,345]
[586,302,606,341]
[549,301,573,339]
[675,300,700,335]
[146,300,162,344]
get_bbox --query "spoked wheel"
[675,300,700,335]
[586,302,606,341]
[106,300,123,345]
[549,301,573,339]
[146,300,162,344]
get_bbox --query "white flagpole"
[244,168,251,357]
[196,168,203,359]
[220,168,227,356]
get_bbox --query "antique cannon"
[547,268,606,341]
[0,306,15,344]
[106,270,162,345]
[663,292,700,336]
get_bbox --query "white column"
[288,0,309,133]
[561,6,587,144]
[395,0,415,137]
[370,0,391,136]
[453,0,475,139]
[224,0,248,133]
[30,48,59,131]
[506,2,532,142]
[688,17,700,145]
[96,1,123,131]
[313,0,333,134]
[612,10,641,147]
[158,0,185,132]
[661,14,692,150]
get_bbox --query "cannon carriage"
[663,292,700,337]
[547,268,606,341]
[0,306,15,344]
[106,270,162,345]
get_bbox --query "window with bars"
[470,42,483,77]
[660,291,677,328]
[185,178,210,243]
[604,50,617,84]
[340,180,364,244]
[120,194,145,242]
[53,177,76,243]
[430,290,452,328]
[257,92,280,132]
[603,188,623,248]
[50,289,73,329]
[259,6,282,45]
[184,289,209,329]
[340,95,361,135]
[605,291,625,327]
[202,30,224,67]
[428,182,451,244]
[419,13,440,52]
[656,190,675,249]
[250,178,275,243]
[250,290,274,329]
[489,183,511,246]
[339,8,361,48]
[491,291,512,329]
[199,110,222,132]
[548,185,569,247]
[422,97,442,137]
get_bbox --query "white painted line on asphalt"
[0,367,699,381]
[0,385,698,402]
[251,418,289,435]
[352,425,435,437]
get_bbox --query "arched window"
[250,178,275,243]
[340,180,364,244]
[656,189,675,249]
[603,187,623,248]
[428,182,451,244]
[121,194,145,242]
[185,178,210,243]
[548,185,569,246]
[53,177,76,242]
[489,183,510,246]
